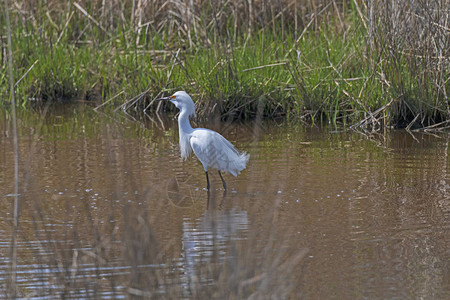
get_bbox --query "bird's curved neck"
[178,110,193,133]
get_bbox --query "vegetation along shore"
[1,1,448,130]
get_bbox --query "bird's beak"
[155,95,175,101]
[155,96,171,101]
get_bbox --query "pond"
[1,104,449,298]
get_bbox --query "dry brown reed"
[6,0,344,47]
[364,1,449,129]
[4,0,20,297]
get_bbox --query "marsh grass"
[1,0,449,129]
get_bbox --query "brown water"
[1,104,449,299]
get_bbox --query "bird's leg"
[206,189,211,209]
[218,171,227,190]
[205,171,210,191]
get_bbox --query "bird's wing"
[190,129,249,176]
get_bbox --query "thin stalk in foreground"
[4,0,20,297]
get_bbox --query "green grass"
[1,0,448,129]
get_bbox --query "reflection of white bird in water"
[157,91,249,190]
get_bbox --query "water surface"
[0,105,449,298]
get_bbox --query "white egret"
[157,91,249,190]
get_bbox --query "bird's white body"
[162,91,249,189]
[172,91,249,176]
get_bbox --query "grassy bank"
[1,1,448,129]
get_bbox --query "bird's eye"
[170,95,176,99]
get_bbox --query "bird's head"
[159,91,196,118]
